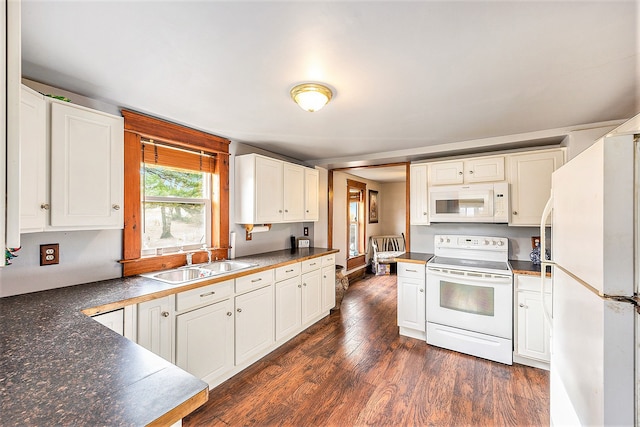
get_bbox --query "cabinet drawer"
[176,280,233,312]
[275,263,301,282]
[516,274,552,294]
[322,254,336,266]
[301,257,322,273]
[236,269,274,294]
[398,262,425,279]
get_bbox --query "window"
[346,179,366,269]
[121,110,230,276]
[141,147,212,256]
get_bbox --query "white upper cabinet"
[49,101,124,228]
[235,153,319,224]
[283,163,304,221]
[410,164,429,225]
[304,168,319,221]
[20,88,124,232]
[429,156,504,185]
[507,149,564,226]
[19,86,47,232]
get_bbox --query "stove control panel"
[435,235,508,250]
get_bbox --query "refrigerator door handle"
[540,194,554,326]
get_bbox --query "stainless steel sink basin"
[141,261,257,285]
[142,267,214,284]
[200,260,256,274]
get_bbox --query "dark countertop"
[394,252,434,264]
[510,260,552,277]
[0,247,338,426]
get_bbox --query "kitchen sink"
[199,260,256,274]
[141,267,214,285]
[141,260,257,285]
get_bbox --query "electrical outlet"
[40,244,59,266]
[303,227,309,236]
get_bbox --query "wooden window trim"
[347,179,366,261]
[120,110,230,277]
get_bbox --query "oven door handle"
[427,269,512,286]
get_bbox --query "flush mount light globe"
[290,83,333,112]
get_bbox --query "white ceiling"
[21,1,638,171]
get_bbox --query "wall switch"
[303,227,309,236]
[40,244,59,266]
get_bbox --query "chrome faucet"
[186,252,193,266]
[206,249,212,263]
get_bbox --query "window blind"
[141,139,215,172]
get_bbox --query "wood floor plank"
[184,274,550,426]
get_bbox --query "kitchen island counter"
[0,247,337,426]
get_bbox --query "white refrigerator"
[542,133,638,426]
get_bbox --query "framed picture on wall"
[368,190,379,223]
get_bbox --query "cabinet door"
[275,276,302,341]
[91,309,124,336]
[397,277,425,332]
[429,161,463,185]
[464,156,504,183]
[255,156,284,223]
[301,269,322,325]
[283,163,304,221]
[137,296,173,362]
[410,164,429,225]
[508,150,564,226]
[20,86,47,233]
[516,291,551,362]
[304,168,319,221]
[235,285,274,365]
[176,299,234,383]
[321,264,336,312]
[49,101,124,228]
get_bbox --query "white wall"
[380,181,406,236]
[0,230,122,297]
[410,223,542,261]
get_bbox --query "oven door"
[426,267,512,339]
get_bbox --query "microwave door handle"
[539,193,554,326]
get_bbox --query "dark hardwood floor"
[184,274,550,426]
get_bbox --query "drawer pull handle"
[227,312,232,316]
[40,203,50,210]
[286,269,294,273]
[406,269,417,273]
[251,278,262,283]
[419,289,424,293]
[303,283,307,287]
[112,204,121,210]
[519,303,528,308]
[161,311,170,317]
[237,308,242,313]
[310,263,316,266]
[298,284,302,288]
[200,291,216,297]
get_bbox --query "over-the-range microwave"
[428,182,509,223]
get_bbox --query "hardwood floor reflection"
[183,274,549,426]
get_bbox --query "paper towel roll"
[250,225,271,233]
[229,231,236,259]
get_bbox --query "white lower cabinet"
[514,274,552,368]
[137,296,174,362]
[135,254,334,389]
[275,276,302,341]
[235,284,274,365]
[91,309,124,336]
[397,261,426,340]
[301,264,323,325]
[175,298,234,384]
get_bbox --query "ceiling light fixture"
[290,83,333,112]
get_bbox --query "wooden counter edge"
[147,387,208,427]
[394,258,427,265]
[512,269,552,278]
[83,249,341,316]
